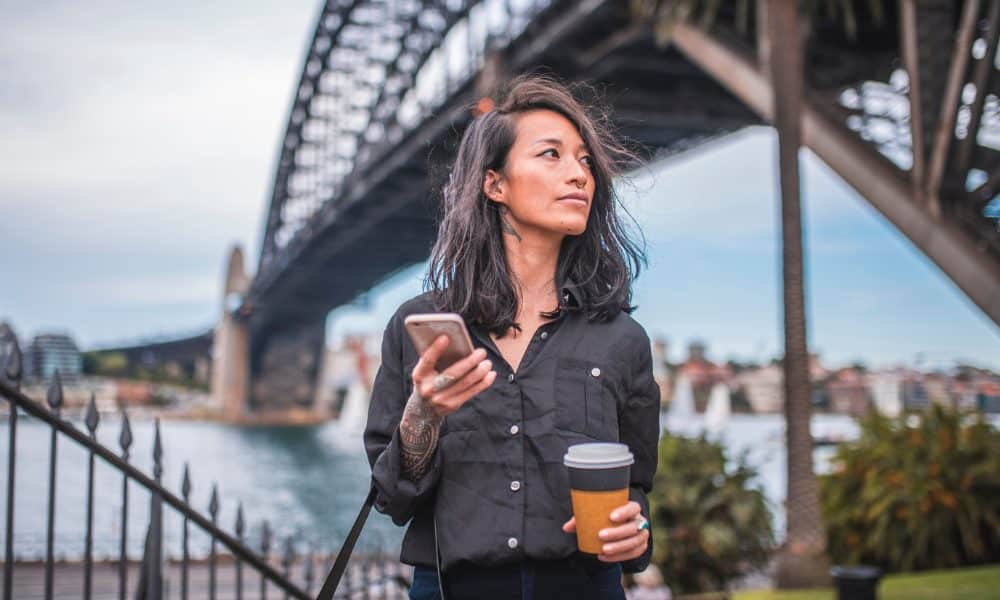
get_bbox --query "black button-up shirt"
[363,286,660,574]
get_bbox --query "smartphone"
[403,312,475,371]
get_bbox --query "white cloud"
[0,0,320,266]
[73,273,221,306]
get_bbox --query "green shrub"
[649,433,775,594]
[90,351,128,375]
[820,405,1000,572]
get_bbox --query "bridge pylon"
[211,245,251,420]
[248,316,327,417]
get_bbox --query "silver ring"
[432,373,455,392]
[635,516,649,532]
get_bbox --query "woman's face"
[484,109,596,240]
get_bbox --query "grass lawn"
[732,564,1000,600]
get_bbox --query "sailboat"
[664,373,702,437]
[338,379,370,434]
[704,382,732,438]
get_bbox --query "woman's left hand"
[561,500,649,563]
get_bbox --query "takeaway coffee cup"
[563,442,634,554]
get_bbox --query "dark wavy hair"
[426,73,646,337]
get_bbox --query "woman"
[364,74,660,600]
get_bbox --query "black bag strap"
[434,514,447,599]
[316,483,378,600]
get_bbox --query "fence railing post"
[3,341,22,600]
[84,393,100,600]
[44,370,63,600]
[135,419,164,600]
[119,411,133,600]
[181,464,192,600]
[0,347,406,600]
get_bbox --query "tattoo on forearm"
[399,388,443,481]
[498,206,522,241]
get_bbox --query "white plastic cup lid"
[563,442,634,469]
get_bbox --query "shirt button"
[510,480,521,491]
[591,367,601,377]
[507,373,515,383]
[507,537,519,549]
[540,331,549,340]
[509,424,520,435]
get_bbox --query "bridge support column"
[249,320,326,415]
[211,246,251,420]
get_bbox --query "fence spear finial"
[46,370,63,413]
[85,392,99,435]
[182,462,192,500]
[4,338,22,389]
[152,418,163,481]
[119,410,133,457]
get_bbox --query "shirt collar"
[466,278,582,341]
[559,278,583,310]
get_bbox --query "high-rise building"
[0,321,18,373]
[901,376,930,411]
[26,332,82,384]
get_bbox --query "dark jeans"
[409,555,626,600]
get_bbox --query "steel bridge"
[215,0,1000,415]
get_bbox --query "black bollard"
[830,565,882,600]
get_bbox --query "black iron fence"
[0,341,407,599]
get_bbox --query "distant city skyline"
[2,2,998,373]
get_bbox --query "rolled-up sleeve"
[363,311,443,526]
[618,330,660,574]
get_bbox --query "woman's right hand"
[412,335,497,419]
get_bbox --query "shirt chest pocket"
[552,358,618,440]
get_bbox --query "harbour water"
[0,415,401,561]
[1,410,993,561]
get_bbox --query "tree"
[650,434,774,594]
[766,1,829,588]
[821,406,1000,571]
[626,0,889,586]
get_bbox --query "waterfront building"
[978,388,1000,413]
[868,370,904,417]
[924,373,955,408]
[975,377,1000,413]
[951,378,978,410]
[901,372,931,410]
[730,353,828,414]
[25,332,82,384]
[675,341,734,412]
[651,336,672,410]
[316,332,382,419]
[826,367,871,417]
[736,363,784,413]
[114,379,155,406]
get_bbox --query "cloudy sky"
[2,1,998,371]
